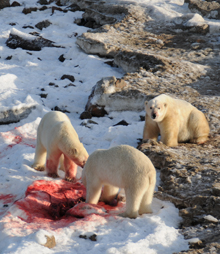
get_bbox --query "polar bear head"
[145,94,169,122]
[71,145,89,168]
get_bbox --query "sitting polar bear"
[32,111,88,182]
[143,94,210,147]
[82,145,156,219]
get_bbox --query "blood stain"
[9,180,125,231]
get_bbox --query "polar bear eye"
[158,107,160,110]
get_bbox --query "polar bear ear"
[72,148,78,155]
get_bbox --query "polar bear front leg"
[46,151,61,178]
[86,181,103,205]
[160,122,179,147]
[143,115,160,141]
[32,137,47,171]
[63,154,77,182]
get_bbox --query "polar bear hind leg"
[32,136,47,171]
[119,187,146,219]
[188,110,209,144]
[138,176,155,215]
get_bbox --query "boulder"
[81,76,148,118]
[186,0,220,19]
[6,28,62,51]
[0,0,10,9]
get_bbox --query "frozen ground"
[1,0,218,253]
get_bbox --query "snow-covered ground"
[1,0,219,253]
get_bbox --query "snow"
[2,0,219,252]
[204,215,219,223]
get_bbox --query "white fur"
[82,145,156,219]
[143,94,210,147]
[32,111,88,181]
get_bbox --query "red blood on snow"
[0,126,36,149]
[12,180,125,230]
[0,194,15,204]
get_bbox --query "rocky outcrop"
[0,0,10,9]
[0,104,36,125]
[186,0,220,19]
[6,28,62,51]
[80,76,148,118]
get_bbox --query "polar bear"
[32,111,88,182]
[143,94,210,147]
[82,145,156,219]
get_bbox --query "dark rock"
[6,29,62,51]
[89,234,97,241]
[0,0,10,9]
[113,120,129,126]
[40,93,48,98]
[11,2,21,7]
[86,105,108,118]
[83,76,146,116]
[186,0,220,19]
[39,6,48,11]
[104,60,115,67]
[75,17,98,29]
[114,50,168,73]
[51,6,66,15]
[65,3,81,12]
[80,111,92,119]
[58,54,65,62]
[212,182,220,196]
[23,25,35,29]
[79,234,87,239]
[61,74,75,82]
[79,234,97,241]
[5,56,12,60]
[0,105,36,125]
[139,115,145,121]
[64,83,76,88]
[52,106,70,113]
[35,20,52,30]
[55,0,63,7]
[37,0,50,5]
[80,119,98,128]
[49,82,59,87]
[75,8,117,29]
[22,7,38,14]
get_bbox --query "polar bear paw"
[47,172,59,178]
[32,164,45,172]
[65,176,77,183]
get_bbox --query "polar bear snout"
[81,160,86,168]
[152,113,157,119]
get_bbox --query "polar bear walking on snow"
[143,94,210,147]
[82,145,156,219]
[32,111,88,182]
